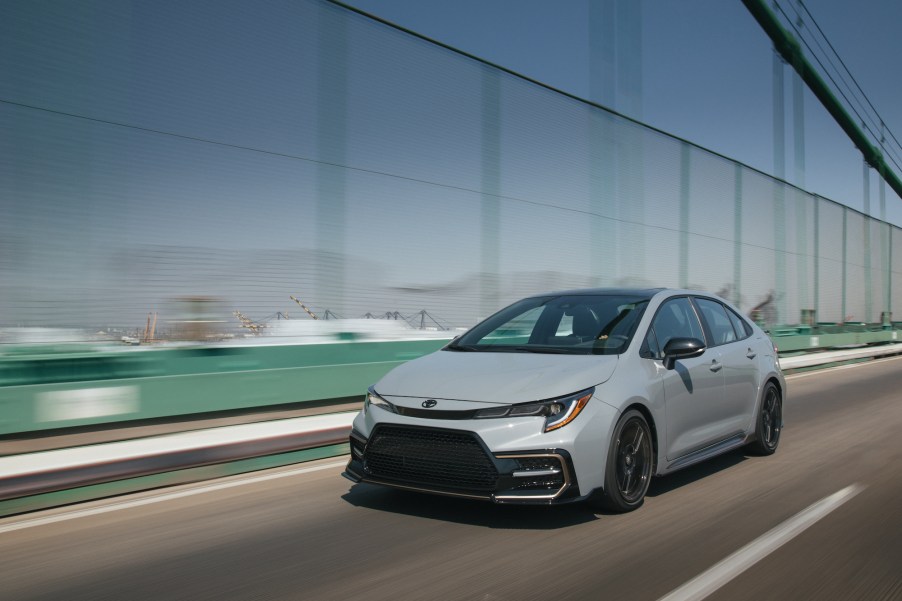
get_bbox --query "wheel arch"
[766,375,783,396]
[764,376,784,427]
[622,401,660,474]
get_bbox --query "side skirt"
[661,433,749,474]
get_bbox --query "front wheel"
[594,409,653,513]
[747,382,782,455]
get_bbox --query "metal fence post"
[679,144,690,289]
[589,0,618,287]
[734,165,743,307]
[773,49,787,324]
[315,9,348,314]
[480,68,501,319]
[863,160,872,322]
[813,197,820,319]
[842,207,848,321]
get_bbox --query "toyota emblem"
[422,399,437,408]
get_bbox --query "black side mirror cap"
[662,337,706,370]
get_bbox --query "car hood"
[374,349,619,403]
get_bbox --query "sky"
[347,0,902,225]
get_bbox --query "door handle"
[709,360,722,372]
[746,349,757,359]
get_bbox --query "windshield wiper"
[513,346,576,354]
[447,344,576,354]
[445,343,481,351]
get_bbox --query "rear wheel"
[747,382,782,455]
[594,409,653,513]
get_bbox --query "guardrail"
[769,324,900,353]
[0,338,449,436]
[2,338,902,518]
[2,326,900,438]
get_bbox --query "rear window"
[694,298,738,347]
[726,306,753,339]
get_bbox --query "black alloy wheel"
[596,409,653,513]
[748,382,782,455]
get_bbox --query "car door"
[693,297,759,437]
[646,297,727,461]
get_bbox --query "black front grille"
[364,425,499,491]
[393,406,478,420]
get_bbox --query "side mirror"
[662,337,706,370]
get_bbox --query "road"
[2,357,901,601]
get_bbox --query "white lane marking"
[786,354,902,380]
[657,483,864,601]
[0,459,348,535]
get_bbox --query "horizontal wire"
[775,2,902,174]
[1,97,822,257]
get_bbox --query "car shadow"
[646,448,748,497]
[341,484,599,529]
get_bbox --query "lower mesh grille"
[364,425,499,491]
[514,456,565,490]
[516,457,560,470]
[349,435,366,459]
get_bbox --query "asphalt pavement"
[1,357,901,601]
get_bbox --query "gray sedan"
[343,288,785,512]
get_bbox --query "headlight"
[474,388,594,432]
[364,387,396,414]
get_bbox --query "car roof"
[524,288,732,303]
[526,287,665,300]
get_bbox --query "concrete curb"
[778,343,902,370]
[0,412,355,503]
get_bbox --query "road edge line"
[657,483,864,601]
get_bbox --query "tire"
[594,409,654,513]
[747,381,782,455]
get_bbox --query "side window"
[726,307,753,340]
[650,297,705,358]
[695,298,737,346]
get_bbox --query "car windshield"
[446,295,649,355]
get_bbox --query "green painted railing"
[769,324,900,353]
[2,326,900,437]
[0,338,450,436]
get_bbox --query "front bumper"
[342,425,584,505]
